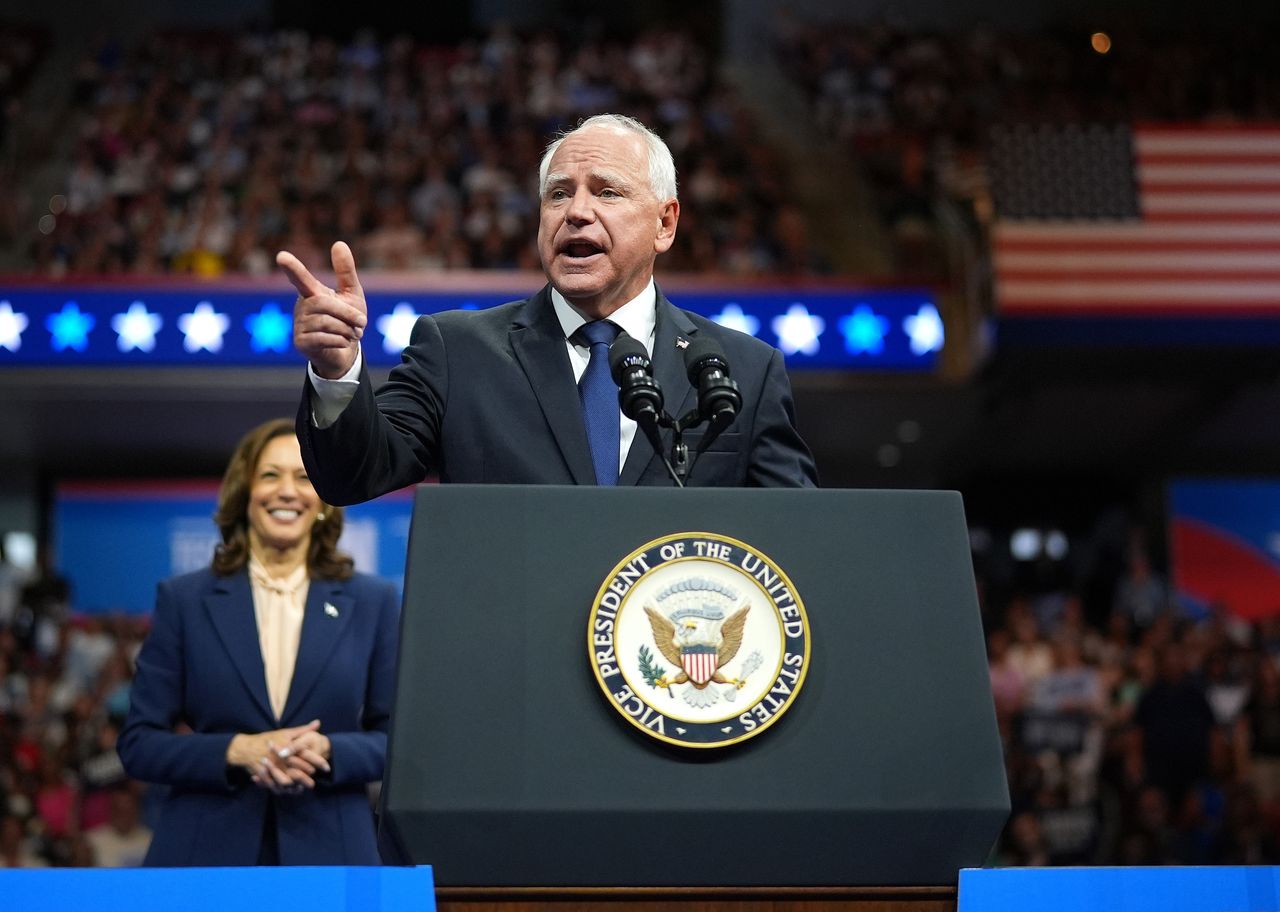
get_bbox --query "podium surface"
[384,486,1007,888]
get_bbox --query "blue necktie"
[574,320,621,485]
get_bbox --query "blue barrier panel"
[960,866,1280,912]
[0,865,435,912]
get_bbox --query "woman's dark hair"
[210,418,353,580]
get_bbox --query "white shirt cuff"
[308,349,363,428]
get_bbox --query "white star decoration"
[112,301,163,353]
[903,304,944,356]
[376,303,421,354]
[771,304,825,356]
[177,302,229,353]
[711,303,760,337]
[0,301,29,352]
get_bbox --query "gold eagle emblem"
[643,603,750,690]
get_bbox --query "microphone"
[609,332,664,444]
[682,337,742,454]
[608,332,688,487]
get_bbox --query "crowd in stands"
[0,543,153,867]
[978,525,1280,864]
[25,25,820,278]
[4,513,1280,866]
[15,19,1280,283]
[773,16,1280,276]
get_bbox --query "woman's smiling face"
[246,433,321,557]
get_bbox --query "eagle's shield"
[681,644,717,685]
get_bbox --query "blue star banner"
[0,284,943,371]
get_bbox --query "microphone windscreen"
[682,336,730,385]
[608,332,651,384]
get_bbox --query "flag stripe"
[996,222,1280,241]
[1000,271,1280,284]
[1000,301,1280,315]
[1143,193,1280,213]
[1140,212,1280,224]
[1136,153,1280,167]
[998,241,1280,255]
[1134,134,1280,154]
[998,272,1280,286]
[1140,164,1280,183]
[1139,182,1280,194]
[998,253,1280,270]
[999,280,1280,302]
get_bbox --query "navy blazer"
[298,285,817,504]
[118,567,399,866]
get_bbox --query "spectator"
[0,538,23,629]
[1131,644,1216,806]
[0,814,47,868]
[84,788,151,867]
[1113,543,1173,631]
[1242,659,1280,809]
[33,752,79,846]
[1006,601,1053,686]
[987,627,1025,724]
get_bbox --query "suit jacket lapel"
[509,287,597,485]
[281,579,355,724]
[620,289,698,485]
[204,572,274,723]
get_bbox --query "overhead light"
[1011,528,1042,561]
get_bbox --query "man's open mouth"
[561,240,604,258]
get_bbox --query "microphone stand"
[657,406,707,487]
[610,332,738,488]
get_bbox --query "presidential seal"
[587,532,809,748]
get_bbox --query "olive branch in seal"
[638,645,672,696]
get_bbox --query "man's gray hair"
[538,114,679,202]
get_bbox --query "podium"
[380,486,1007,911]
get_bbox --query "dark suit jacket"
[118,567,399,866]
[298,285,817,503]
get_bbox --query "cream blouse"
[248,557,309,720]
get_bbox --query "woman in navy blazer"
[118,419,399,865]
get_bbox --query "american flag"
[989,124,1280,315]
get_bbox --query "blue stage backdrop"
[0,280,944,371]
[55,480,415,615]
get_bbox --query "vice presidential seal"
[588,532,809,748]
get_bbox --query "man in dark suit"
[279,114,816,504]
